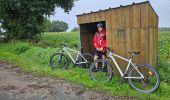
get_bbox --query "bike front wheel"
[50,53,68,70]
[128,64,160,93]
[89,59,113,83]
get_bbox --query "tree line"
[43,18,68,32]
[159,27,170,31]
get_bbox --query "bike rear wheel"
[128,64,160,93]
[89,59,113,83]
[50,53,68,70]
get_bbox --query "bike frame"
[108,51,144,79]
[62,47,88,65]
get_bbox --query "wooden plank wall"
[106,9,120,75]
[106,3,158,68]
[148,4,158,66]
[141,3,149,64]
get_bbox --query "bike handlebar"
[107,47,113,52]
[60,43,67,47]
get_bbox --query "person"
[93,23,107,70]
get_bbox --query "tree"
[43,18,52,32]
[51,20,68,32]
[0,0,76,40]
[71,27,79,32]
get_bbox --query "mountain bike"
[89,47,160,93]
[50,44,93,70]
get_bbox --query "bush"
[20,47,57,67]
[51,20,68,32]
[11,42,30,55]
[157,57,170,84]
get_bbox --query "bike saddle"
[129,51,141,55]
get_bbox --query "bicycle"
[89,47,160,93]
[50,44,93,70]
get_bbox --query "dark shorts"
[95,50,106,58]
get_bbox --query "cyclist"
[93,23,107,71]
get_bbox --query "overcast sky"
[50,0,170,31]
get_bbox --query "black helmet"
[97,23,103,27]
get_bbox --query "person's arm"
[101,31,106,49]
[102,41,106,49]
[93,34,98,50]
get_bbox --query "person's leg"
[101,53,107,71]
[94,55,98,61]
[94,51,99,69]
[102,55,106,59]
[102,52,106,60]
[94,55,98,69]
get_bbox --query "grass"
[0,31,170,99]
[37,32,80,48]
[158,31,170,59]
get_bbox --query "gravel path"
[0,61,135,100]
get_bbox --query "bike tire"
[128,64,160,93]
[50,53,68,70]
[89,59,113,83]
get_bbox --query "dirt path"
[0,61,134,100]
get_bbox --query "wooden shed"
[76,1,158,70]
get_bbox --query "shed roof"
[76,1,158,17]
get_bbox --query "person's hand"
[99,48,103,51]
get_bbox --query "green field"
[0,31,170,99]
[37,32,80,48]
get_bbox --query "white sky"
[50,0,170,31]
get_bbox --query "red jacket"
[93,29,107,53]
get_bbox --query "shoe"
[102,68,107,72]
[92,68,99,72]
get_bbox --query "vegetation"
[43,18,52,32]
[0,0,76,40]
[37,32,80,48]
[159,27,170,31]
[71,27,80,32]
[51,20,68,32]
[43,19,69,32]
[0,31,170,99]
[157,31,170,84]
